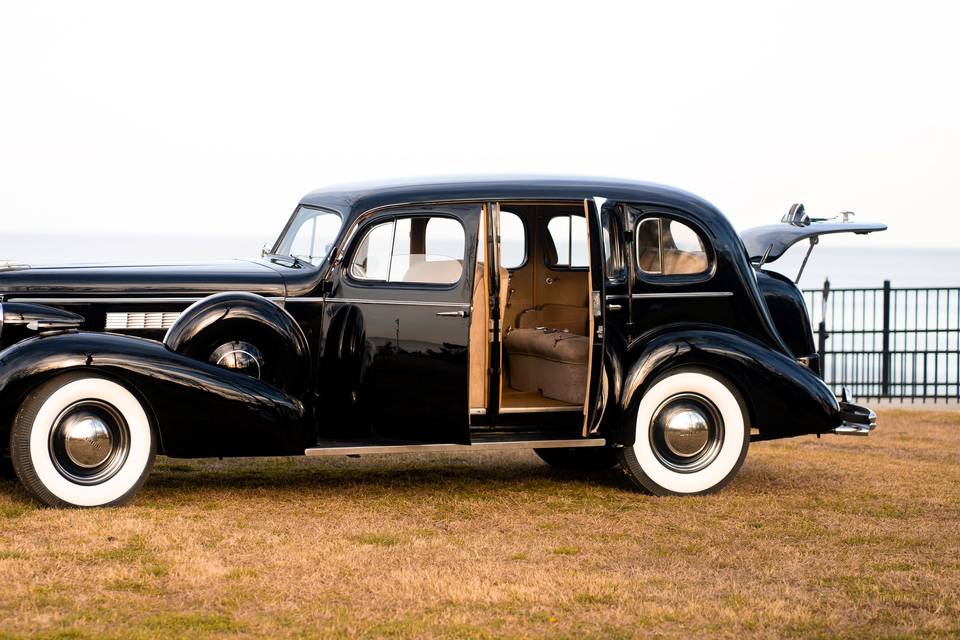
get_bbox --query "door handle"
[436,310,469,318]
[607,303,623,311]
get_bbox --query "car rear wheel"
[617,369,749,495]
[534,446,619,471]
[10,373,156,508]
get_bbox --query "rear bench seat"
[503,305,588,405]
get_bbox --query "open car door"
[583,198,606,435]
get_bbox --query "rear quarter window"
[636,217,710,276]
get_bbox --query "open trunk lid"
[741,205,887,264]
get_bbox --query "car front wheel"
[617,369,749,495]
[10,373,156,508]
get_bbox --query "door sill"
[498,406,582,414]
[304,437,605,457]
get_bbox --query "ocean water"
[0,233,957,290]
[772,245,960,290]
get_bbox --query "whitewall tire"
[10,373,156,508]
[617,369,749,495]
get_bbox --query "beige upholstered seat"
[504,300,589,404]
[515,304,587,335]
[503,328,588,405]
[663,250,707,274]
[398,259,463,283]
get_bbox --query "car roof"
[298,175,722,218]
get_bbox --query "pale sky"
[1,1,958,248]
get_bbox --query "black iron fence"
[802,280,960,402]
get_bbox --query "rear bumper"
[831,388,877,436]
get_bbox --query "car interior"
[469,202,593,418]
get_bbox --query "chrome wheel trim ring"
[48,400,130,485]
[648,393,724,474]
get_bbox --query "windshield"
[273,206,342,265]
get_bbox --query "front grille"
[105,311,181,330]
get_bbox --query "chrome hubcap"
[661,405,710,457]
[49,400,130,485]
[62,411,113,468]
[649,393,724,473]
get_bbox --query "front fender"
[164,292,311,398]
[0,332,308,457]
[614,329,839,445]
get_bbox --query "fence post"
[817,278,829,359]
[881,280,891,397]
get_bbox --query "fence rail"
[802,280,960,402]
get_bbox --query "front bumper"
[831,388,877,436]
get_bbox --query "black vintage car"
[0,177,885,507]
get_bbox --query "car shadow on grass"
[148,455,631,491]
[0,449,809,509]
[0,456,639,510]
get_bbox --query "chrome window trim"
[11,293,726,304]
[631,209,718,283]
[605,292,733,300]
[5,297,208,304]
[328,298,470,308]
[345,213,468,288]
[6,296,291,304]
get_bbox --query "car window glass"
[282,208,342,265]
[636,217,709,276]
[669,220,703,253]
[425,217,465,260]
[350,216,465,285]
[546,214,588,268]
[350,219,394,281]
[601,209,624,280]
[500,210,526,269]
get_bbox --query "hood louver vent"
[105,311,181,330]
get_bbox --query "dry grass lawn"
[0,409,958,639]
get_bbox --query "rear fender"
[613,329,839,445]
[0,332,308,457]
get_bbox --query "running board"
[304,438,605,457]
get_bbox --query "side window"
[499,210,526,269]
[635,217,709,276]
[350,216,465,285]
[601,208,625,281]
[545,214,588,268]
